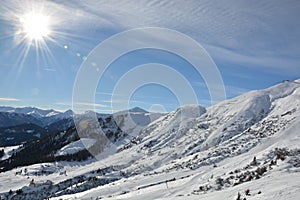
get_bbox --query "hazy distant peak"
[128,107,148,113]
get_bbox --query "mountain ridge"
[0,80,299,199]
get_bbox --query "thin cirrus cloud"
[1,0,299,113]
[101,99,148,105]
[55,102,107,108]
[97,92,166,100]
[2,0,299,75]
[96,92,122,96]
[0,97,20,102]
[194,81,249,98]
[75,102,107,108]
[42,68,57,72]
[51,0,300,75]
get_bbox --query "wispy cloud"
[101,99,146,104]
[51,0,300,76]
[0,97,20,102]
[96,92,122,96]
[75,102,107,108]
[1,0,299,111]
[42,68,57,72]
[96,92,164,100]
[3,0,300,76]
[55,101,107,108]
[206,44,300,75]
[55,101,112,113]
[225,85,250,97]
[194,81,249,98]
[55,102,71,106]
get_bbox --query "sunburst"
[1,1,88,76]
[10,9,56,76]
[20,12,51,42]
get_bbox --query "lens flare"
[1,0,91,77]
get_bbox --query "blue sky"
[0,0,300,113]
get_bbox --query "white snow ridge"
[0,80,300,200]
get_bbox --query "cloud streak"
[56,102,107,108]
[4,0,297,75]
[0,97,20,102]
[194,81,250,98]
[53,0,300,75]
[2,0,300,75]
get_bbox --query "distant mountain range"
[0,80,300,199]
[0,106,74,128]
[0,106,164,146]
[0,107,75,146]
[0,106,61,118]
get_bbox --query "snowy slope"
[0,80,299,200]
[113,107,165,138]
[0,145,22,161]
[55,138,97,156]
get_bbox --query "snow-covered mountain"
[0,107,74,127]
[0,107,75,145]
[0,112,43,128]
[0,106,163,147]
[113,106,165,137]
[0,106,60,118]
[0,80,299,200]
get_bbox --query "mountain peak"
[175,104,206,118]
[293,78,300,84]
[128,107,148,113]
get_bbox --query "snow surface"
[0,145,22,161]
[0,80,300,200]
[113,107,165,137]
[55,138,97,156]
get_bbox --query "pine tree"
[245,189,250,196]
[236,192,241,200]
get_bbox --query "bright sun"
[20,12,51,41]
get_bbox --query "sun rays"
[0,0,101,82]
[20,12,51,42]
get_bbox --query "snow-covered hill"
[0,80,299,200]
